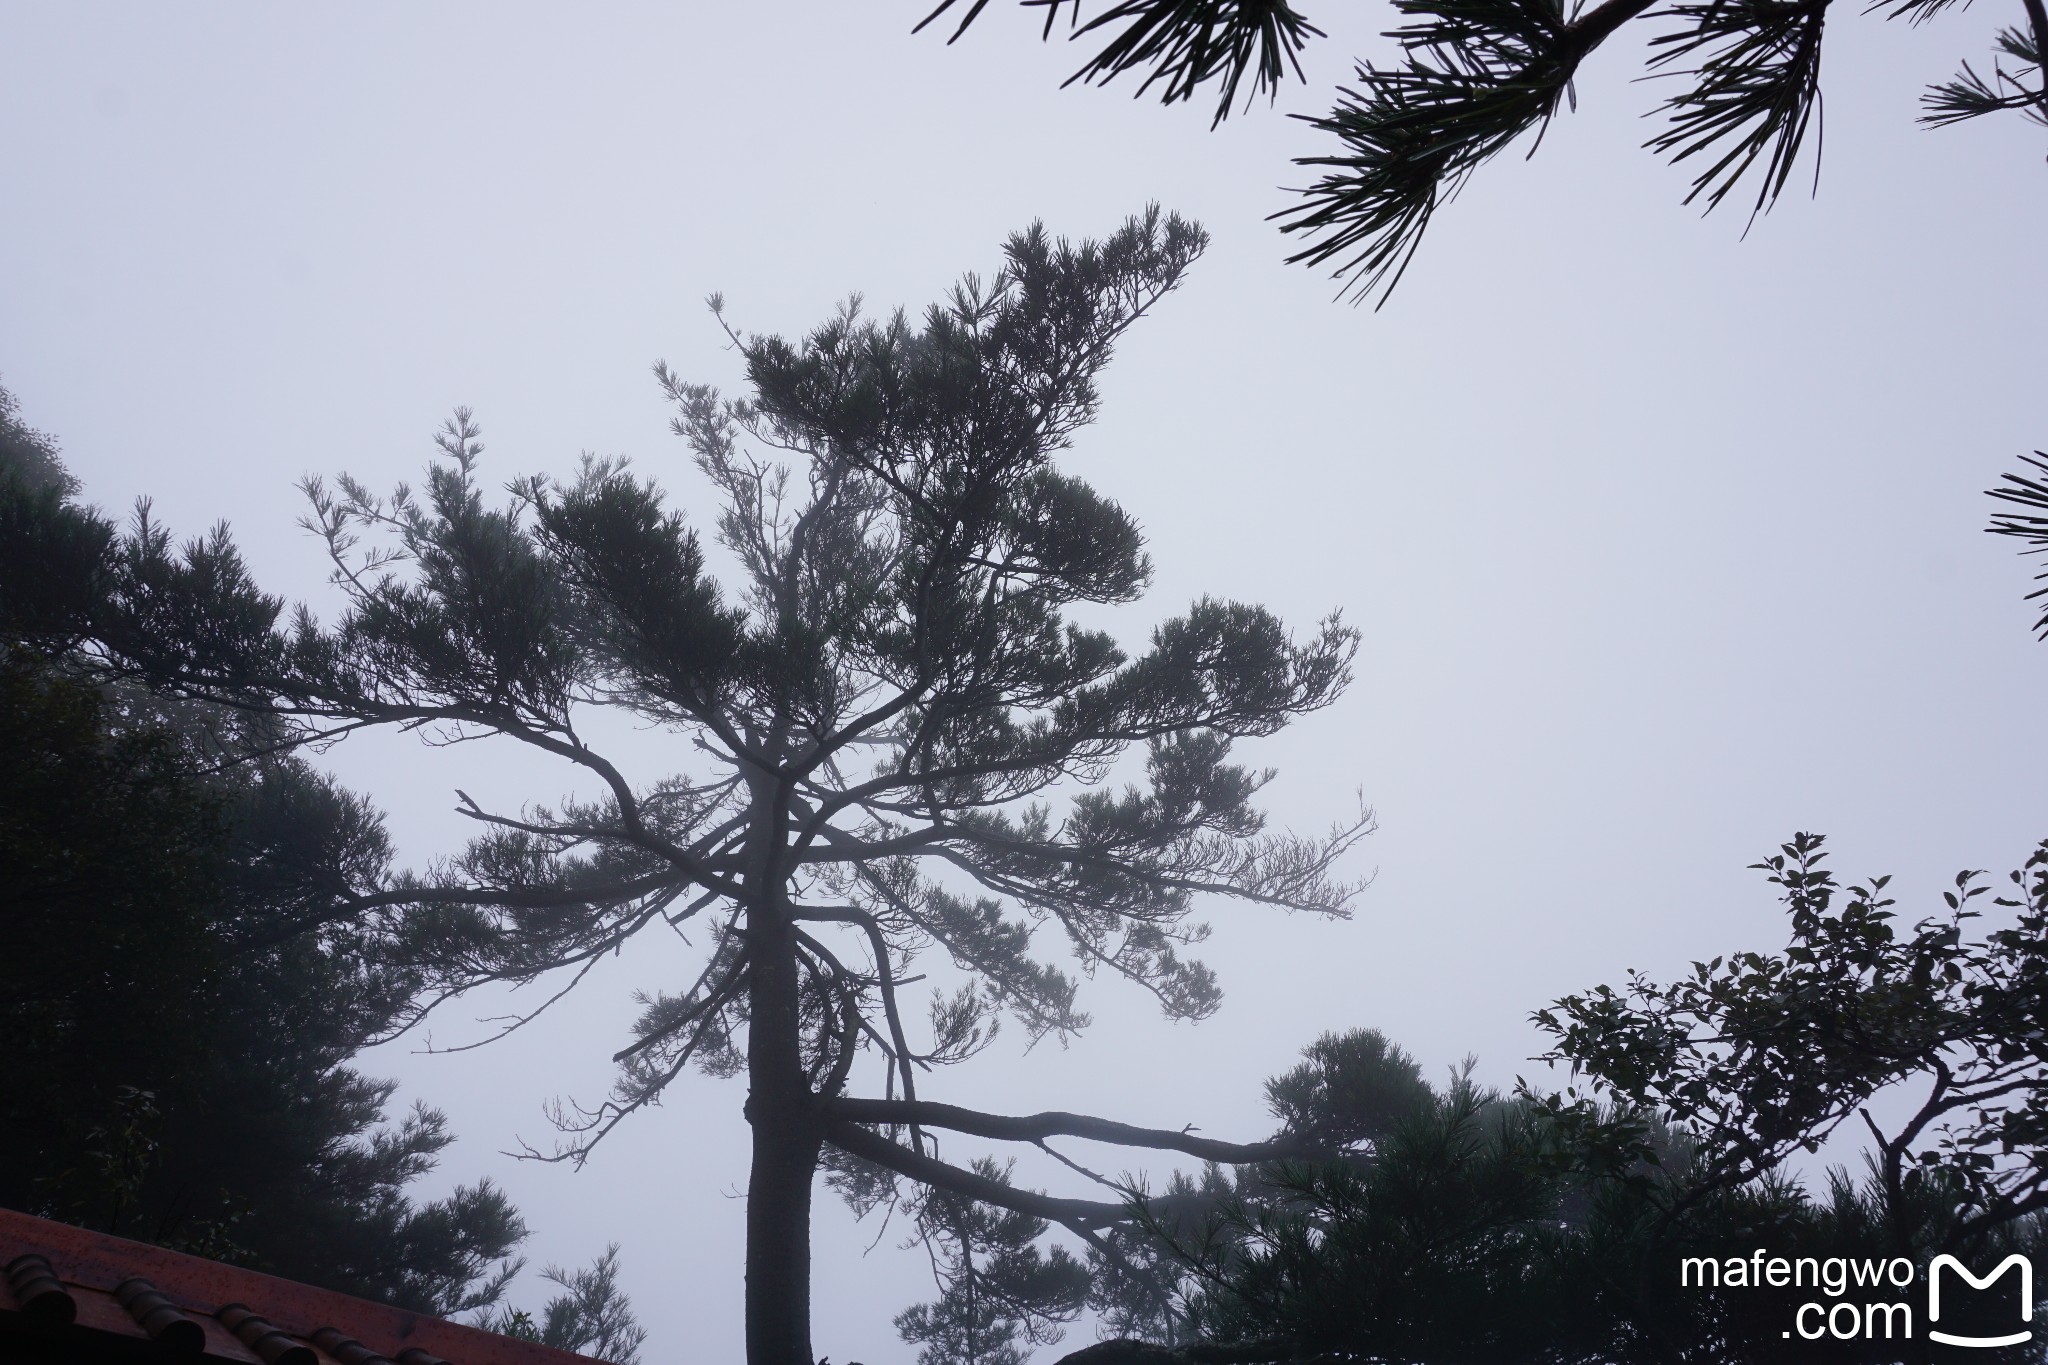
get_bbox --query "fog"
[3,3,2044,1359]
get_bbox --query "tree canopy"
[0,396,521,1312]
[1014,835,2048,1365]
[0,384,642,1356]
[1538,831,2048,1259]
[67,210,1372,1365]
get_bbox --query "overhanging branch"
[827,1097,1315,1165]
[823,1119,1137,1230]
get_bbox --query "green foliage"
[1988,449,2048,637]
[920,1,2048,303]
[0,382,114,650]
[0,650,528,1315]
[896,1159,1092,1365]
[0,383,527,1317]
[1643,0,1830,214]
[1171,1075,1608,1361]
[58,210,1369,1361]
[479,1245,649,1364]
[0,380,75,496]
[917,1,1325,128]
[917,827,2048,1365]
[1047,1016,2048,1364]
[1538,832,2048,1245]
[0,651,229,1211]
[1161,1141,2047,1363]
[1285,0,1592,300]
[1925,22,2048,125]
[1052,1032,1649,1360]
[1283,0,1837,301]
[1262,1028,1434,1148]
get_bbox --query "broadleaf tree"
[85,209,1373,1365]
[1536,831,2048,1250]
[918,0,2047,302]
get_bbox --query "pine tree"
[1,384,527,1317]
[480,1245,650,1364]
[894,1159,1091,1365]
[82,209,1372,1364]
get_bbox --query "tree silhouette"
[0,385,534,1318]
[1538,832,2048,1251]
[893,1157,1091,1365]
[85,210,1372,1365]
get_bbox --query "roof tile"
[0,1208,609,1365]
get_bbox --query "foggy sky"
[3,3,2045,1359]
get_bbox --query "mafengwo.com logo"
[1680,1250,2034,1348]
[1930,1256,2034,1349]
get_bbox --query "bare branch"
[827,1097,1315,1165]
[824,1119,1138,1231]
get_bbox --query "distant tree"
[949,843,2048,1363]
[918,0,2047,302]
[0,384,527,1316]
[1258,1026,1437,1149]
[893,1158,1092,1365]
[0,382,73,496]
[1066,1028,1467,1350]
[1039,1014,2046,1364]
[1168,834,2048,1364]
[1116,1104,2045,1363]
[877,1029,1436,1360]
[1151,1069,1617,1362]
[480,1244,650,1364]
[77,209,1372,1365]
[0,384,111,648]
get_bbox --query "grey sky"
[3,2,2044,1359]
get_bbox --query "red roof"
[0,1206,607,1365]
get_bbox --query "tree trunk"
[745,1092,821,1365]
[744,867,821,1365]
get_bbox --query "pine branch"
[1051,1339,1300,1365]
[829,1097,1320,1163]
[1645,0,1834,217]
[917,2,1324,126]
[1987,450,2048,638]
[826,1119,1202,1232]
[1278,0,1653,303]
[1921,23,2048,128]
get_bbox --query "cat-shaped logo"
[1928,1254,2033,1349]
